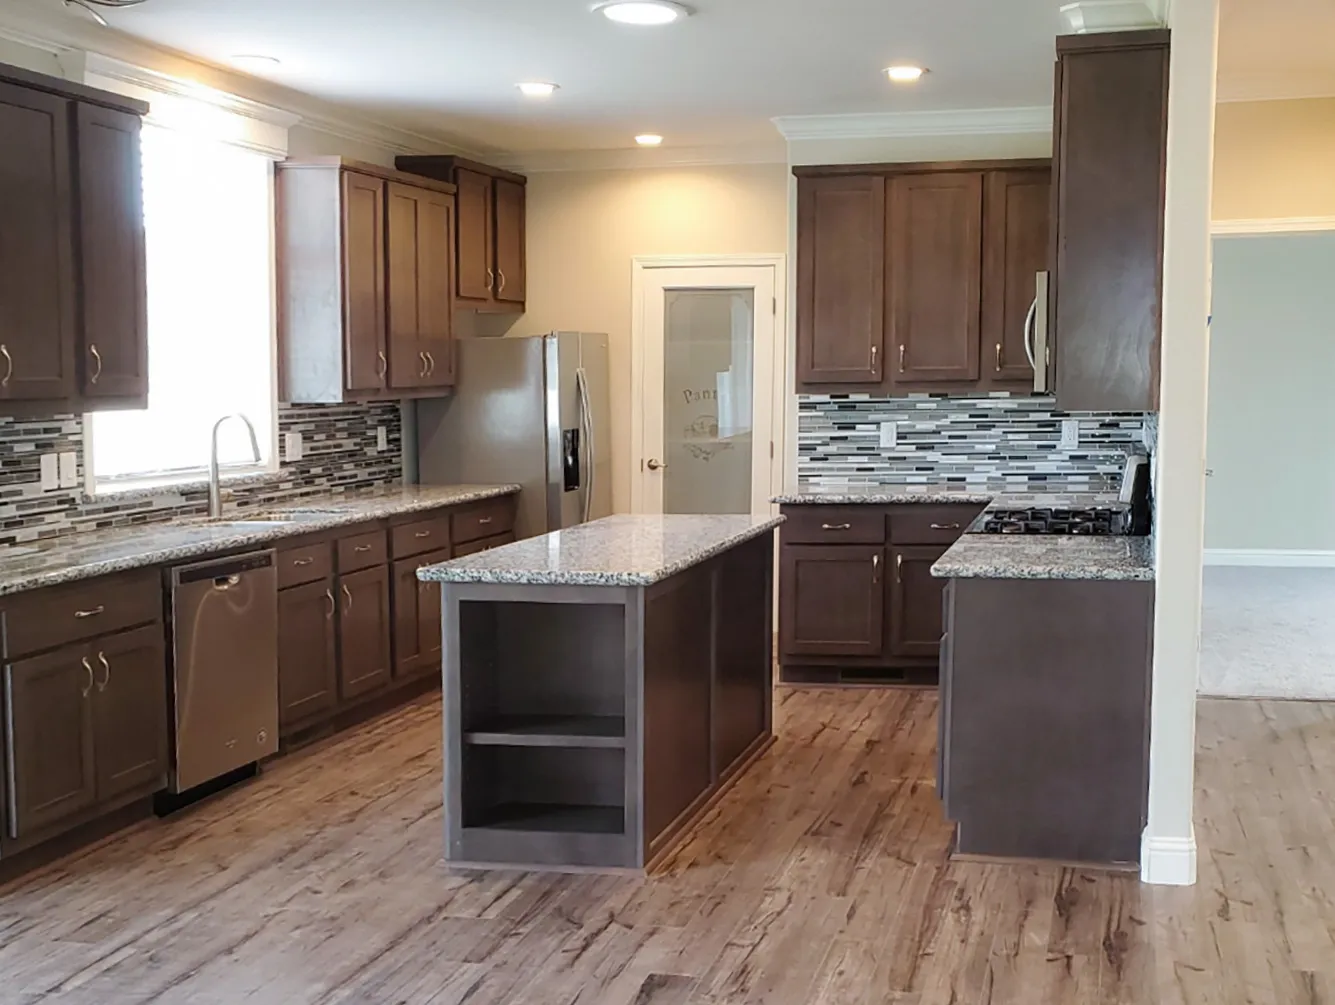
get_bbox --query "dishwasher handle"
[171,550,275,587]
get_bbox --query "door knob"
[646,458,667,471]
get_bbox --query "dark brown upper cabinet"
[395,155,527,313]
[795,175,886,385]
[888,172,983,385]
[1051,29,1169,412]
[0,63,148,416]
[794,159,1051,396]
[275,158,457,404]
[981,169,1051,390]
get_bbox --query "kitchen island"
[418,513,782,872]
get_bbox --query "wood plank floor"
[0,688,1329,1004]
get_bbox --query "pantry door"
[631,258,784,517]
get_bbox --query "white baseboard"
[1141,828,1197,885]
[1205,548,1335,568]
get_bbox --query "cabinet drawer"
[889,506,980,544]
[392,516,451,559]
[452,531,516,558]
[3,570,161,659]
[451,499,515,546]
[277,542,333,589]
[337,529,388,573]
[781,507,885,545]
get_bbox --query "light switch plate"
[1060,419,1080,449]
[284,431,303,463]
[879,421,898,450]
[40,453,58,491]
[376,426,388,452]
[58,451,78,488]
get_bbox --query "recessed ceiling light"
[517,81,559,98]
[594,1,692,26]
[230,54,282,70]
[884,64,927,83]
[635,134,664,147]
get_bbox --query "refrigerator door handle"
[576,366,594,524]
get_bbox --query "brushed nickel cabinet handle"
[324,588,335,619]
[353,544,373,553]
[96,652,109,691]
[341,583,353,614]
[895,552,903,582]
[292,557,315,567]
[377,351,387,379]
[898,344,906,374]
[74,606,105,619]
[89,344,103,384]
[485,268,495,290]
[872,553,880,584]
[418,351,428,378]
[870,344,878,372]
[995,342,1003,373]
[80,657,94,697]
[414,530,432,539]
[929,523,961,531]
[821,523,852,531]
[1,345,11,388]
[478,516,493,526]
[497,270,506,293]
[425,351,435,376]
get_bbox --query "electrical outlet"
[58,451,78,488]
[879,421,898,449]
[376,426,388,452]
[40,453,58,491]
[1060,419,1080,449]
[284,431,303,463]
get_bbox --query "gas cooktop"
[976,507,1132,536]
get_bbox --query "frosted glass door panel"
[662,288,755,515]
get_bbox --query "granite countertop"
[930,534,1154,582]
[0,484,520,597]
[772,483,1124,508]
[417,513,784,587]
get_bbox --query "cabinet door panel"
[340,171,386,393]
[796,176,886,385]
[3,645,96,841]
[889,545,949,659]
[338,565,392,699]
[492,178,525,304]
[417,190,455,386]
[278,579,338,729]
[779,545,885,657]
[454,169,493,302]
[393,548,449,680]
[92,625,168,802]
[386,182,426,390]
[888,172,983,385]
[982,169,1050,389]
[77,103,148,401]
[0,82,76,402]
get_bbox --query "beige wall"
[510,163,790,513]
[1213,98,1335,221]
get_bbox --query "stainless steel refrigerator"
[413,333,612,539]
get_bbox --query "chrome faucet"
[209,413,261,518]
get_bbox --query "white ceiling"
[21,0,1335,157]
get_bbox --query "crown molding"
[496,141,787,174]
[772,106,1051,142]
[1216,71,1335,103]
[1059,0,1168,32]
[1212,216,1335,235]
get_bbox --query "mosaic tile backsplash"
[0,403,403,546]
[798,394,1150,492]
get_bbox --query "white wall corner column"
[1059,0,1169,32]
[1143,0,1219,886]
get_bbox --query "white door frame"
[629,254,788,516]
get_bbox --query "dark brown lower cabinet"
[338,564,392,699]
[889,545,949,658]
[277,578,339,728]
[393,547,450,680]
[91,625,168,803]
[3,644,98,840]
[778,544,885,657]
[451,531,516,558]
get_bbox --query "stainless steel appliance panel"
[169,550,279,792]
[578,332,613,523]
[416,337,551,540]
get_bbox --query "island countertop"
[417,513,784,587]
[0,483,520,597]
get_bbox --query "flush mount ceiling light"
[593,1,693,25]
[517,81,559,98]
[635,134,664,147]
[884,64,928,83]
[62,0,149,26]
[230,54,282,71]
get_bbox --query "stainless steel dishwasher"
[169,550,279,792]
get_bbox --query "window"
[87,116,277,491]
